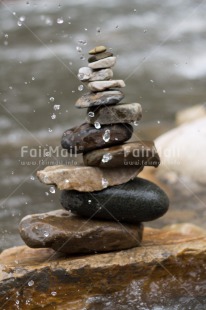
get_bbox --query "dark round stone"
[61,122,133,154]
[88,52,113,63]
[61,177,169,223]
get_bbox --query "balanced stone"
[78,67,113,82]
[87,103,142,125]
[88,57,116,69]
[61,123,133,153]
[19,210,144,254]
[88,52,113,63]
[83,141,160,168]
[75,90,124,108]
[87,80,125,92]
[89,45,107,54]
[37,165,143,192]
[61,177,169,223]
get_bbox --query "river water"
[0,0,206,308]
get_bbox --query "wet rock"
[78,67,113,82]
[88,57,116,69]
[83,141,160,168]
[75,90,124,108]
[1,224,206,309]
[37,165,143,192]
[87,102,142,125]
[61,123,133,153]
[61,177,169,223]
[88,52,113,63]
[89,45,107,54]
[19,210,144,254]
[155,116,206,184]
[87,80,125,92]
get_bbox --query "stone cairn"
[19,46,169,254]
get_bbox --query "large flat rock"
[0,224,206,309]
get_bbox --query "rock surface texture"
[61,177,169,223]
[37,165,143,192]
[75,90,124,108]
[19,210,144,254]
[1,224,206,309]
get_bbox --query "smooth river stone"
[88,57,116,69]
[88,52,113,63]
[83,141,160,168]
[61,177,169,223]
[87,103,142,124]
[78,67,113,82]
[89,45,107,54]
[37,165,143,192]
[75,90,124,108]
[19,210,144,254]
[61,123,133,153]
[87,80,125,92]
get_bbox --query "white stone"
[155,116,206,184]
[88,56,116,69]
[87,80,125,92]
[176,104,206,125]
[78,67,93,81]
[89,69,113,81]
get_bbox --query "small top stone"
[89,46,107,55]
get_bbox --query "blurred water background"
[1,0,206,252]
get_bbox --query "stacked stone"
[19,46,169,255]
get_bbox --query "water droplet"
[157,120,161,124]
[78,39,87,45]
[102,129,110,142]
[88,199,92,204]
[9,86,13,90]
[69,61,72,65]
[80,55,85,60]
[115,25,119,29]
[102,153,113,163]
[45,192,49,196]
[16,300,20,305]
[134,9,137,12]
[17,20,22,27]
[13,12,16,15]
[48,128,52,132]
[77,73,84,80]
[150,79,154,83]
[102,178,108,188]
[20,16,26,22]
[28,280,34,287]
[49,186,55,194]
[76,46,82,53]
[57,17,64,24]
[94,121,101,129]
[32,77,35,81]
[65,179,69,183]
[88,111,94,118]
[96,27,101,33]
[163,89,166,93]
[44,231,49,237]
[50,97,55,102]
[143,29,148,33]
[30,176,35,180]
[45,17,53,26]
[133,121,139,126]
[84,28,88,31]
[53,104,60,110]
[51,113,56,120]
[51,291,57,296]
[5,34,8,38]
[78,85,84,91]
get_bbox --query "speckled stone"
[88,57,116,69]
[88,52,113,63]
[61,123,133,153]
[37,165,143,192]
[87,80,125,92]
[83,141,160,168]
[78,67,113,82]
[89,46,107,54]
[19,210,144,254]
[75,90,124,108]
[87,103,142,124]
[61,177,169,223]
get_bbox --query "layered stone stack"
[19,46,169,255]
